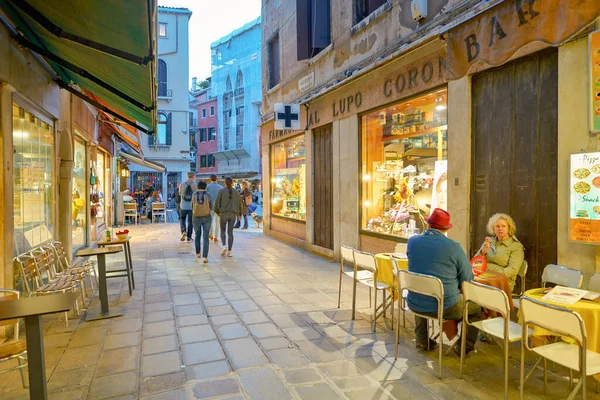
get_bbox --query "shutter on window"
[368,0,386,13]
[166,113,172,145]
[311,0,330,50]
[148,132,154,146]
[296,0,311,61]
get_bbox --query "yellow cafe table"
[521,288,600,381]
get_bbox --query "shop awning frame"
[211,149,251,164]
[0,0,157,133]
[120,150,165,173]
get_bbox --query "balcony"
[158,89,173,101]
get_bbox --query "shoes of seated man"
[416,339,438,351]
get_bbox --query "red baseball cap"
[426,208,453,230]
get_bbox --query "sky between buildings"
[158,0,262,88]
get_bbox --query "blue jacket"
[406,229,474,313]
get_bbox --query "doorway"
[313,123,333,249]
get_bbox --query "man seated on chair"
[407,208,482,355]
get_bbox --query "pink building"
[192,88,218,175]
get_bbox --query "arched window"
[149,112,171,146]
[158,59,167,97]
[234,69,244,97]
[222,75,233,150]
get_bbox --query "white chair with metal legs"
[124,202,139,225]
[337,245,356,310]
[588,272,600,292]
[396,269,445,379]
[352,250,392,332]
[512,260,528,309]
[151,202,167,223]
[542,264,583,289]
[519,296,600,400]
[391,256,409,328]
[459,281,531,400]
[0,289,27,389]
[394,243,407,254]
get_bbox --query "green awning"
[0,0,156,133]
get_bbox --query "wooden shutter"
[296,0,311,60]
[166,112,172,145]
[311,0,330,50]
[148,132,154,146]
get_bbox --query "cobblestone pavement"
[1,222,598,399]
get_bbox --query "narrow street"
[0,222,585,400]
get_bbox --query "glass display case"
[361,88,448,239]
[271,135,307,221]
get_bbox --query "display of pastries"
[574,181,591,194]
[574,168,591,179]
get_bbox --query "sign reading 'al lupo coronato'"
[446,0,600,81]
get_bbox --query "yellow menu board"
[590,30,600,133]
[570,152,600,244]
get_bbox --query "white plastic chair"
[352,250,392,332]
[512,260,529,309]
[520,296,600,399]
[588,273,600,293]
[397,269,445,379]
[151,202,167,223]
[542,264,583,289]
[124,203,139,225]
[394,242,407,254]
[391,256,409,329]
[460,281,531,400]
[337,245,357,310]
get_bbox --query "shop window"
[271,136,306,220]
[12,104,55,256]
[200,128,207,143]
[158,23,167,37]
[297,0,331,61]
[200,155,207,168]
[158,59,167,97]
[208,127,216,141]
[361,88,448,239]
[354,0,387,25]
[72,136,87,252]
[268,33,280,88]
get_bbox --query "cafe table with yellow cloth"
[520,288,600,381]
[375,253,408,295]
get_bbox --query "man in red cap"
[406,208,481,354]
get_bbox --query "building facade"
[261,0,600,288]
[210,17,262,179]
[191,86,219,175]
[130,6,192,209]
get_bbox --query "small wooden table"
[76,246,123,321]
[97,235,135,295]
[0,293,78,400]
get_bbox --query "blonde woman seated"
[477,213,525,291]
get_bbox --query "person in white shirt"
[206,174,223,244]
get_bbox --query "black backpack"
[183,184,193,202]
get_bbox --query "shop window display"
[12,104,54,255]
[72,137,87,251]
[361,88,448,239]
[271,136,306,220]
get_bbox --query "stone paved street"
[0,222,598,399]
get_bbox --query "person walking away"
[214,177,242,257]
[174,183,181,216]
[206,175,223,243]
[191,181,212,263]
[179,172,197,242]
[406,208,482,355]
[238,181,252,229]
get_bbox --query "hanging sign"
[274,103,301,130]
[569,151,600,244]
[590,30,600,133]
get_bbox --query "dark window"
[297,0,331,61]
[149,112,171,146]
[158,59,167,97]
[210,105,215,116]
[208,154,215,167]
[208,127,216,141]
[189,112,194,126]
[354,0,387,25]
[200,155,207,168]
[199,128,207,143]
[268,34,280,88]
[202,108,206,118]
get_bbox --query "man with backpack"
[179,172,197,242]
[192,181,212,263]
